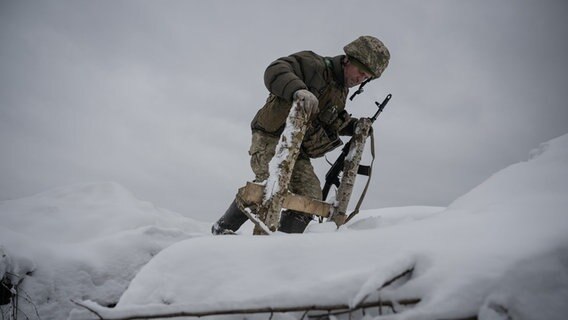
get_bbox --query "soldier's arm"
[264,53,310,102]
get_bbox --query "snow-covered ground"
[2,134,568,320]
[0,182,209,319]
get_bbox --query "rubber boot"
[279,210,312,234]
[211,199,248,235]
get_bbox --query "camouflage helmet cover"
[344,36,390,78]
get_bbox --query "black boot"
[211,199,248,235]
[279,210,312,234]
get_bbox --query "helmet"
[344,36,390,78]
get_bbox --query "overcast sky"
[1,0,567,222]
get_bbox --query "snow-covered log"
[329,118,372,227]
[254,101,309,234]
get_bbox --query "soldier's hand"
[293,89,319,117]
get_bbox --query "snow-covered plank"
[254,100,310,234]
[330,118,372,226]
[239,182,331,218]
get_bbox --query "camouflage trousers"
[236,130,322,211]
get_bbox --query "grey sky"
[1,0,567,222]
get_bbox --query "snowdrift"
[0,182,209,319]
[72,134,568,320]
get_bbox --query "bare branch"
[380,267,414,290]
[308,298,420,319]
[70,298,420,320]
[71,299,103,320]
[353,266,415,309]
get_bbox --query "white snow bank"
[74,134,568,320]
[478,247,568,320]
[0,181,206,243]
[342,206,444,231]
[0,182,209,320]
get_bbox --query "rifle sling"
[345,130,375,224]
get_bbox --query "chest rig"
[301,59,350,158]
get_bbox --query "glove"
[293,89,319,117]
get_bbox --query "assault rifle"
[322,93,392,202]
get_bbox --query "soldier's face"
[344,61,372,88]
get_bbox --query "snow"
[0,182,209,319]
[2,134,568,320]
[264,101,300,204]
[478,247,568,320]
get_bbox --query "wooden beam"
[254,102,309,234]
[239,182,330,218]
[329,118,372,227]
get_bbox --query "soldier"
[212,36,390,234]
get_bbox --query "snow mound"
[479,247,568,320]
[448,134,568,212]
[0,181,209,320]
[85,134,567,320]
[343,206,444,231]
[0,181,206,243]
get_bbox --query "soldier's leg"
[212,131,278,235]
[279,154,322,233]
[248,131,278,183]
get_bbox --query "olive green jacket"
[251,51,356,158]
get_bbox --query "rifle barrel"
[322,93,392,201]
[371,94,392,122]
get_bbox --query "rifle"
[322,93,392,202]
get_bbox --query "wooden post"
[253,101,309,235]
[329,118,372,227]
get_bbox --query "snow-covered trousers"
[236,131,322,211]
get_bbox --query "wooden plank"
[239,182,330,218]
[283,193,330,218]
[239,182,264,205]
[329,118,372,227]
[254,101,310,234]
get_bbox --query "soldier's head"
[343,36,390,88]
